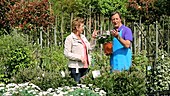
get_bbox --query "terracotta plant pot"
[103,42,112,56]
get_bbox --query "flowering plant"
[96,31,113,55]
[97,31,113,44]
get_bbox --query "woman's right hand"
[81,56,86,64]
[92,30,99,38]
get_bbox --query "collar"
[118,25,125,32]
[71,32,85,40]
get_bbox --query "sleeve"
[89,38,96,51]
[64,36,82,61]
[124,27,133,42]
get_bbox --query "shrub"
[13,66,76,91]
[81,52,147,96]
[81,66,146,95]
[39,46,68,72]
[12,46,75,91]
[151,50,170,92]
[0,31,33,83]
[66,88,100,96]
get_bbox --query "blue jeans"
[69,68,88,83]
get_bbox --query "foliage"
[81,52,147,96]
[154,0,170,16]
[131,50,151,73]
[66,88,100,96]
[39,46,68,72]
[0,31,33,83]
[127,0,170,23]
[13,65,76,91]
[12,88,38,96]
[150,50,170,92]
[97,34,113,44]
[12,46,75,90]
[82,69,146,96]
[0,0,18,31]
[0,82,106,95]
[0,0,54,32]
[96,0,128,16]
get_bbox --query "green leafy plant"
[0,31,33,83]
[97,34,113,44]
[131,50,151,73]
[66,88,100,96]
[151,50,170,92]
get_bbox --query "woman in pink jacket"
[64,17,98,83]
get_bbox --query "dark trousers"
[69,68,88,83]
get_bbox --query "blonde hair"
[72,17,84,33]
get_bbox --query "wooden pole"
[168,17,170,54]
[54,16,57,46]
[40,27,43,49]
[156,21,158,59]
[133,22,136,55]
[61,13,64,48]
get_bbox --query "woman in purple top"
[110,12,133,72]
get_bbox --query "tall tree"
[127,0,170,23]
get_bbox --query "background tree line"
[0,0,169,47]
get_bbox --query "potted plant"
[97,31,113,56]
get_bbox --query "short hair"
[72,17,84,33]
[111,11,122,19]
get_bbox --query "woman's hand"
[81,56,86,64]
[92,30,99,38]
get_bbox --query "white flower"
[88,84,93,87]
[71,86,77,89]
[56,90,61,94]
[6,83,17,88]
[58,87,63,90]
[77,84,82,87]
[95,88,100,92]
[0,83,5,87]
[68,89,74,92]
[47,88,53,92]
[29,83,41,91]
[39,92,43,96]
[162,54,164,59]
[81,84,86,88]
[27,90,33,93]
[99,90,107,95]
[64,86,70,90]
[42,73,45,77]
[3,92,12,96]
[61,71,65,77]
[147,66,151,70]
[0,87,5,90]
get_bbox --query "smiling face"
[111,13,122,29]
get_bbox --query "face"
[76,23,84,34]
[111,13,122,28]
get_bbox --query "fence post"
[40,27,43,49]
[133,22,136,55]
[156,21,158,59]
[168,17,170,54]
[54,25,57,46]
[54,16,57,46]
